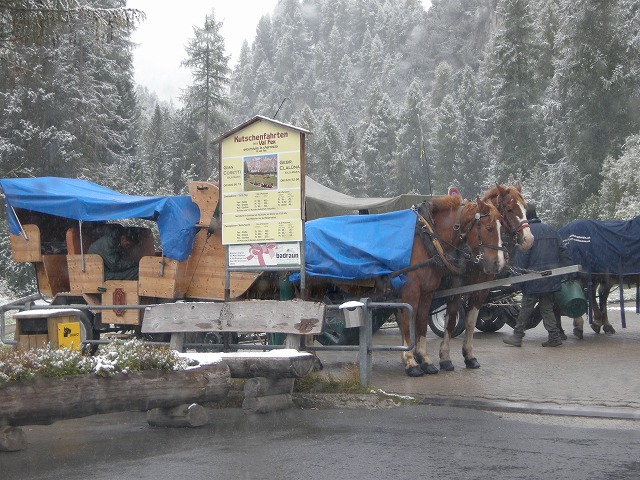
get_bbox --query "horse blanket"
[558,216,640,275]
[291,209,417,289]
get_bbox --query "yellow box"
[57,322,82,351]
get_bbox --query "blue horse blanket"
[558,217,640,275]
[294,209,417,287]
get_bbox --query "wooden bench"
[142,299,326,414]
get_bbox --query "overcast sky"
[128,1,431,103]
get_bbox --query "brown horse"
[398,195,507,377]
[437,184,534,372]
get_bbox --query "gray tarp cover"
[304,176,433,219]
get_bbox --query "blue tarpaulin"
[558,217,640,275]
[0,177,200,261]
[297,209,417,287]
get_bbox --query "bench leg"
[170,332,185,352]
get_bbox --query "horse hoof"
[603,325,616,334]
[573,328,583,340]
[439,360,454,372]
[420,363,439,375]
[464,358,480,369]
[405,366,424,377]
[591,324,601,334]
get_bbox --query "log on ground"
[242,394,294,414]
[0,426,27,452]
[244,377,294,398]
[146,403,209,427]
[223,353,316,378]
[0,363,231,427]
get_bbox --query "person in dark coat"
[88,226,139,280]
[503,203,573,347]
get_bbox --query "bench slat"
[142,299,325,335]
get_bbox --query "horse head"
[468,197,507,274]
[439,197,506,275]
[483,183,534,251]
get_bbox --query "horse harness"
[390,200,503,279]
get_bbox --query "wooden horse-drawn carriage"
[3,176,565,378]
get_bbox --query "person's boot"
[503,333,523,347]
[542,336,562,347]
[559,330,567,341]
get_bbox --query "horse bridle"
[408,201,504,275]
[495,192,530,242]
[453,201,507,264]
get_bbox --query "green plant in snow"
[0,338,189,387]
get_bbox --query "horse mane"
[429,194,462,213]
[481,184,525,205]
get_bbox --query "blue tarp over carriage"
[0,177,200,261]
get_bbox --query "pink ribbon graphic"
[246,244,277,266]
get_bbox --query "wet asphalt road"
[3,405,640,480]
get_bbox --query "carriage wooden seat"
[138,256,188,299]
[188,181,219,227]
[10,224,42,263]
[66,254,105,294]
[65,227,92,255]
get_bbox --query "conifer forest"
[1,0,640,296]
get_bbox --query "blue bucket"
[554,280,587,317]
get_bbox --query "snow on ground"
[177,349,313,368]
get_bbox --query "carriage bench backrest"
[141,299,326,352]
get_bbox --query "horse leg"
[573,316,584,339]
[415,293,438,375]
[399,306,423,377]
[601,280,616,333]
[438,296,460,372]
[462,306,481,368]
[590,281,603,333]
[461,290,488,369]
[399,286,434,377]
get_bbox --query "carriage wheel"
[428,302,466,338]
[77,310,99,355]
[475,306,507,332]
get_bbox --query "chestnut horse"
[437,184,534,372]
[398,195,507,377]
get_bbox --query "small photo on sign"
[244,153,278,192]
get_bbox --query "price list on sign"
[220,119,304,246]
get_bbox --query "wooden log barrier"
[146,403,209,428]
[0,363,231,428]
[0,425,27,452]
[241,377,295,414]
[244,377,294,397]
[222,353,316,379]
[242,394,294,414]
